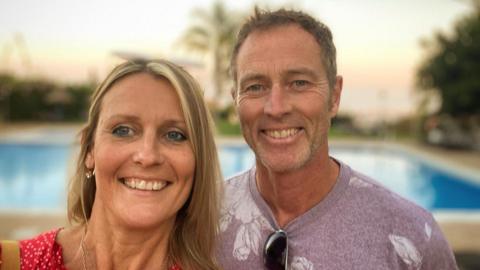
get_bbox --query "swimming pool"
[1,141,480,212]
[0,143,73,210]
[222,144,480,211]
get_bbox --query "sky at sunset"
[0,0,473,123]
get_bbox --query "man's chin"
[257,155,307,173]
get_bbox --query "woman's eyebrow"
[103,114,140,123]
[103,115,186,127]
[161,119,187,128]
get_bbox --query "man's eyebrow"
[238,73,267,87]
[283,68,319,78]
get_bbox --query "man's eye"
[166,131,187,142]
[290,80,310,90]
[112,126,133,137]
[244,84,265,93]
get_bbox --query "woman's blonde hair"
[68,59,222,269]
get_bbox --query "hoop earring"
[85,170,95,180]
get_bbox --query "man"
[217,8,458,270]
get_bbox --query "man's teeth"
[266,128,299,139]
[124,178,167,191]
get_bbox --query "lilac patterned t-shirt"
[217,160,458,269]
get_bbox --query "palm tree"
[179,2,241,110]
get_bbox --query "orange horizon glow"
[0,0,473,122]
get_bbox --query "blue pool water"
[330,146,480,211]
[0,144,73,210]
[1,142,480,211]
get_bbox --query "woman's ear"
[85,151,94,170]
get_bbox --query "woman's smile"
[121,177,169,191]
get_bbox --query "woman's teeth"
[123,178,167,191]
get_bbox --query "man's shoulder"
[345,166,434,222]
[224,168,253,186]
[221,168,254,201]
[346,167,458,268]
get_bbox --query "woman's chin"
[117,208,176,231]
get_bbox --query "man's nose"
[264,84,292,118]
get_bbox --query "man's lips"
[262,127,302,139]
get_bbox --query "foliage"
[0,73,93,122]
[417,2,480,116]
[61,84,92,120]
[179,1,242,108]
[8,78,56,120]
[215,117,242,136]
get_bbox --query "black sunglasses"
[263,229,288,270]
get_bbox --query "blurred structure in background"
[178,1,241,116]
[0,33,32,76]
[416,0,480,150]
[1,1,479,147]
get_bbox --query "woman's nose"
[132,135,164,167]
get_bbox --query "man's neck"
[256,155,340,228]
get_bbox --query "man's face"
[235,24,342,173]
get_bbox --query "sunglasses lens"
[264,230,287,270]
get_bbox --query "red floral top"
[0,229,182,270]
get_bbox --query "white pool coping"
[0,126,80,145]
[434,211,480,223]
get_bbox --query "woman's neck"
[86,207,173,270]
[59,212,174,270]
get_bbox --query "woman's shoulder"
[170,265,182,270]
[19,228,67,270]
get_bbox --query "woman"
[2,59,222,269]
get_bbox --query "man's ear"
[329,75,343,118]
[230,86,237,102]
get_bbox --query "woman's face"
[86,72,195,230]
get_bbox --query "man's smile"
[262,127,303,139]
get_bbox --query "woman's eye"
[112,126,133,137]
[166,131,187,142]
